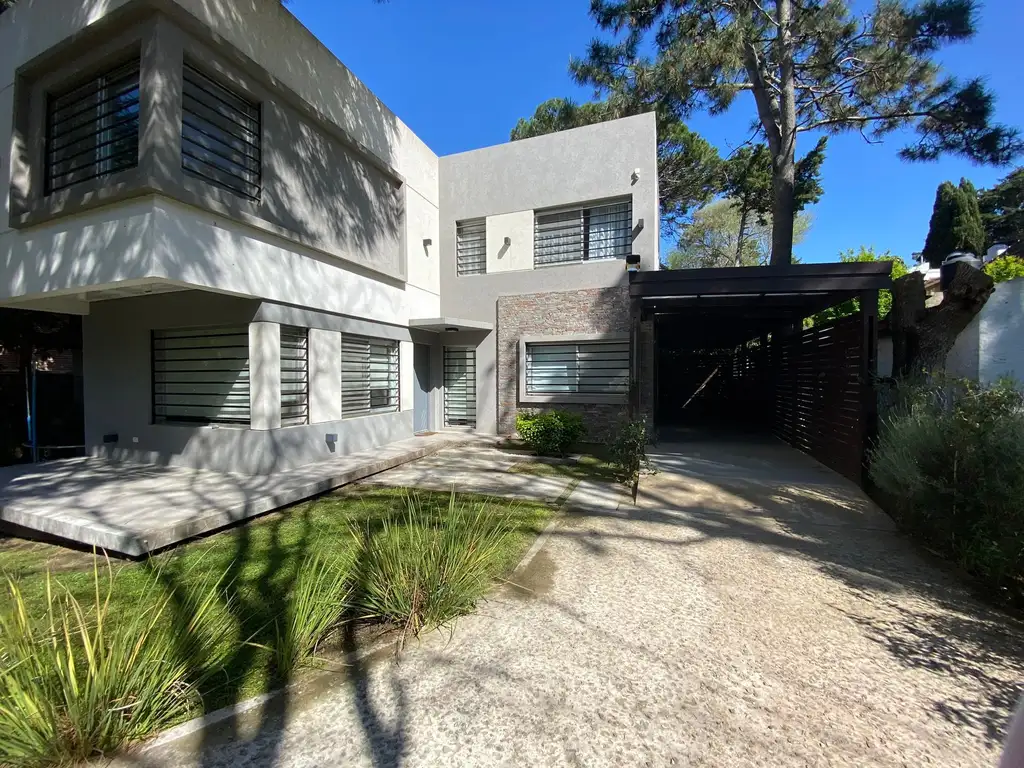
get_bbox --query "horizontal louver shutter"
[444,347,476,427]
[181,63,261,200]
[342,335,399,418]
[534,199,632,267]
[46,59,140,193]
[456,219,486,275]
[526,341,629,395]
[280,326,308,426]
[153,326,250,424]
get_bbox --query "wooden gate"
[771,316,867,483]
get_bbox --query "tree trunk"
[735,204,749,267]
[770,0,797,266]
[890,262,995,375]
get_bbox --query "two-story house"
[0,0,659,477]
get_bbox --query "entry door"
[443,347,476,427]
[413,343,431,434]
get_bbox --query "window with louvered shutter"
[443,347,476,427]
[280,327,308,426]
[456,219,486,275]
[525,340,629,395]
[534,199,632,267]
[152,326,250,425]
[45,59,141,194]
[342,336,399,418]
[181,63,261,200]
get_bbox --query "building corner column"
[250,322,281,430]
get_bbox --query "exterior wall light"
[625,253,641,272]
[503,236,511,246]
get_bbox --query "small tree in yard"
[922,178,986,266]
[562,0,1021,266]
[979,167,1024,256]
[984,256,1024,284]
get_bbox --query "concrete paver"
[0,433,470,555]
[121,437,1024,767]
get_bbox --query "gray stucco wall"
[9,3,405,281]
[438,112,659,323]
[84,290,416,474]
[437,113,659,434]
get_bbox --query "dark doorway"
[413,343,431,434]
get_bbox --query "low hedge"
[515,409,585,457]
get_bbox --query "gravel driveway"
[124,437,1024,767]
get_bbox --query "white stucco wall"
[946,278,1024,385]
[485,211,534,273]
[0,0,441,316]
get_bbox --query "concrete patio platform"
[0,433,471,556]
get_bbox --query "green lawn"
[0,486,554,717]
[507,448,620,484]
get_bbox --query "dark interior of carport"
[629,263,892,484]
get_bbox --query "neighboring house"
[0,0,659,474]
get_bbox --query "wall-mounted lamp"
[503,236,512,246]
[422,238,432,246]
[625,253,641,273]
[631,168,641,184]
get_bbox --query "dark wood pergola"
[627,262,894,484]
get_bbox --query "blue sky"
[288,0,1023,264]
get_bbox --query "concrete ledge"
[0,433,470,557]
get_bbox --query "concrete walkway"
[0,433,470,555]
[116,437,1024,767]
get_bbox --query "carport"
[628,262,893,484]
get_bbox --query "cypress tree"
[922,181,959,267]
[952,177,986,256]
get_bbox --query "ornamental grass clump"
[0,561,234,767]
[352,491,517,642]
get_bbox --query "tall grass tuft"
[272,551,353,678]
[354,491,517,641]
[0,560,234,767]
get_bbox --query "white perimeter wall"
[947,277,1024,385]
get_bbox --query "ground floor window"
[280,326,308,426]
[444,347,476,427]
[152,326,250,425]
[525,340,629,396]
[342,335,399,418]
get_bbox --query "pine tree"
[557,0,1022,265]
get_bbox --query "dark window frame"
[341,335,400,418]
[533,198,633,268]
[181,61,262,201]
[44,58,141,195]
[151,325,251,426]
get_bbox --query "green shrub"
[353,492,516,642]
[870,376,1024,598]
[515,409,585,456]
[0,562,234,767]
[612,419,656,488]
[984,255,1024,284]
[271,551,353,679]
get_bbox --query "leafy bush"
[0,563,234,767]
[870,376,1024,599]
[515,409,585,457]
[272,552,353,679]
[612,419,655,489]
[984,255,1024,284]
[353,492,516,642]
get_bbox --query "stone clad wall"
[496,286,652,442]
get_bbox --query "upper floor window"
[534,199,632,268]
[45,58,141,194]
[181,63,261,201]
[456,218,486,275]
